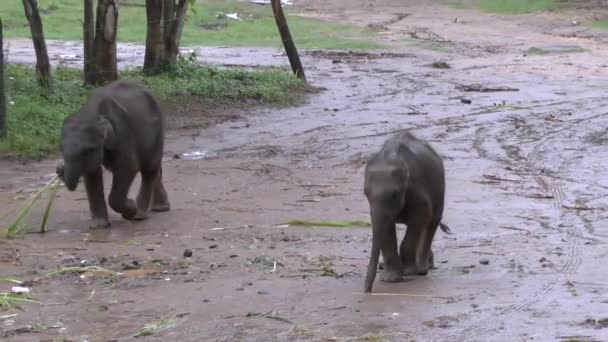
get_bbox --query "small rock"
[461,98,472,104]
[257,290,269,295]
[183,249,193,258]
[229,254,238,258]
[236,287,244,291]
[203,299,210,303]
[480,259,490,265]
[209,244,218,249]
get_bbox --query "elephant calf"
[57,80,170,229]
[363,132,448,293]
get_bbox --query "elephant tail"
[439,221,452,235]
[363,236,381,293]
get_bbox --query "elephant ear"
[96,99,121,150]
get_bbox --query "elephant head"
[363,156,409,292]
[59,102,116,191]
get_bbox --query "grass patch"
[0,293,40,311]
[1,0,381,49]
[0,55,305,159]
[444,0,568,14]
[135,316,184,337]
[524,45,586,55]
[592,18,608,30]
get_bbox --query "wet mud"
[1,1,608,341]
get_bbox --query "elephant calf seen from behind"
[57,80,170,229]
[363,132,448,293]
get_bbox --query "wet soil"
[2,1,608,341]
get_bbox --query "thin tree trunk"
[0,18,6,138]
[83,0,95,85]
[159,0,175,68]
[22,0,54,93]
[270,0,306,81]
[166,0,188,65]
[144,0,164,74]
[92,0,119,85]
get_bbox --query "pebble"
[480,259,490,265]
[257,290,269,295]
[183,249,193,258]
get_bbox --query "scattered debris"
[211,225,253,231]
[10,287,30,295]
[246,311,293,324]
[456,84,519,92]
[48,266,120,277]
[284,220,371,228]
[0,276,22,284]
[430,61,451,69]
[578,317,608,329]
[249,0,293,5]
[217,12,243,21]
[135,316,184,337]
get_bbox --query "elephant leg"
[108,168,138,220]
[83,167,110,229]
[402,208,432,276]
[151,167,170,212]
[417,216,441,275]
[379,223,402,283]
[134,169,157,220]
[400,223,420,275]
[428,249,435,269]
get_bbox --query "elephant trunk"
[62,163,82,191]
[364,231,381,293]
[364,206,391,293]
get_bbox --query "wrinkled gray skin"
[56,80,170,229]
[363,132,446,293]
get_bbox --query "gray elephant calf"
[363,132,448,293]
[57,80,170,229]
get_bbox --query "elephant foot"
[380,268,403,282]
[89,218,111,229]
[124,209,150,221]
[403,263,429,276]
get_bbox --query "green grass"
[1,0,381,49]
[445,0,568,14]
[592,19,608,30]
[0,55,306,159]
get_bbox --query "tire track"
[442,99,606,341]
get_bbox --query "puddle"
[182,150,210,160]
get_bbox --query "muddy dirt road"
[2,1,608,341]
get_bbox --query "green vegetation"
[524,45,585,55]
[1,0,381,49]
[592,18,608,30]
[445,0,568,14]
[0,56,305,159]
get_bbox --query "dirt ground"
[2,1,608,341]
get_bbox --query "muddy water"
[2,5,608,342]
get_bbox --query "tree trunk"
[144,0,190,72]
[166,0,188,65]
[144,0,164,74]
[270,0,306,81]
[92,0,119,85]
[83,0,95,85]
[22,0,54,93]
[0,18,7,138]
